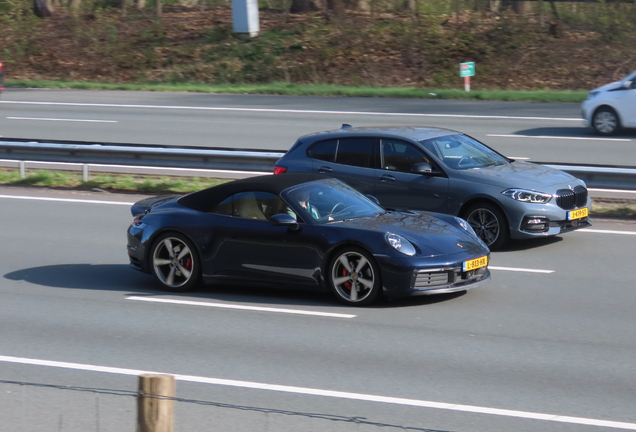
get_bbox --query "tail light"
[273,166,287,175]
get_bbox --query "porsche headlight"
[385,232,416,256]
[502,189,552,204]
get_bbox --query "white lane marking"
[1,355,635,430]
[490,266,554,274]
[7,116,118,123]
[0,195,133,206]
[488,134,631,142]
[580,229,636,236]
[0,101,581,122]
[589,188,636,194]
[127,296,356,318]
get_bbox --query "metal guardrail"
[1,138,636,190]
[0,139,284,172]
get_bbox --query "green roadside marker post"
[459,62,475,92]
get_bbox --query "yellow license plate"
[567,207,588,221]
[462,256,488,272]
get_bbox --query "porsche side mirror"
[269,213,300,231]
[411,162,441,176]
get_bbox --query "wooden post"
[137,374,176,432]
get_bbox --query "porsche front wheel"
[328,247,381,306]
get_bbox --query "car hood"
[336,212,486,257]
[457,161,579,191]
[592,81,622,93]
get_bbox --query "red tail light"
[273,166,287,175]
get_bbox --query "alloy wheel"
[152,236,196,290]
[330,250,378,304]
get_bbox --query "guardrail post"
[19,161,26,179]
[137,374,176,432]
[82,164,89,182]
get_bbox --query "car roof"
[178,173,328,211]
[299,125,458,142]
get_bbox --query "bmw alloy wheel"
[329,248,381,306]
[152,233,200,291]
[465,203,509,250]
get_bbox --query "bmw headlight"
[502,189,552,204]
[385,232,416,256]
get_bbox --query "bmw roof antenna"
[341,124,353,129]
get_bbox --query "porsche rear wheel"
[328,247,381,306]
[151,233,200,292]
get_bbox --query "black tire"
[328,247,381,306]
[592,106,620,136]
[150,232,201,292]
[463,202,510,250]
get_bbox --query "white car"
[582,70,636,135]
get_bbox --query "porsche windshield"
[419,134,509,170]
[286,179,384,224]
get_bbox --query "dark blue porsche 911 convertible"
[127,173,490,305]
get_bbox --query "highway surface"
[1,88,636,166]
[1,89,636,432]
[1,186,636,432]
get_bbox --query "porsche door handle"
[318,166,333,173]
[379,174,396,182]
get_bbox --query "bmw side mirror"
[411,162,441,176]
[623,80,634,89]
[269,213,300,231]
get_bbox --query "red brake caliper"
[341,267,351,290]
[184,258,193,271]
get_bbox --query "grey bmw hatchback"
[274,125,592,250]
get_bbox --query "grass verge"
[0,169,227,194]
[1,169,634,220]
[5,80,589,103]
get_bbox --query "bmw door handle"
[379,174,395,182]
[318,166,333,173]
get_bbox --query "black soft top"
[178,173,328,212]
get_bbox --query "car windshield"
[285,179,384,224]
[419,134,509,170]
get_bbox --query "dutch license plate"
[463,256,488,272]
[567,207,588,221]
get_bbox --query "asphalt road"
[1,186,636,432]
[1,88,636,166]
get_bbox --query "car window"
[211,192,291,220]
[419,134,508,170]
[335,137,374,168]
[286,179,383,224]
[308,139,337,162]
[380,139,429,172]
